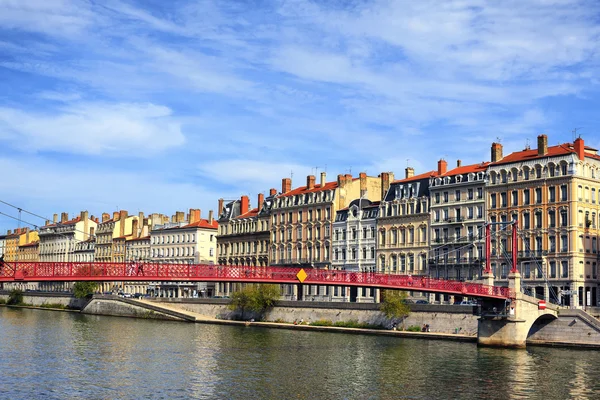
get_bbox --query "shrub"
[73,282,98,299]
[310,319,333,326]
[7,289,24,305]
[0,298,6,305]
[39,303,66,309]
[406,325,422,332]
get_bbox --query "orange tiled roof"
[127,235,150,242]
[183,219,218,229]
[443,162,490,176]
[278,181,339,197]
[393,170,439,183]
[44,216,82,227]
[236,208,259,219]
[491,142,598,166]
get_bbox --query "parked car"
[457,300,477,305]
[133,293,144,299]
[415,300,429,304]
[122,293,133,298]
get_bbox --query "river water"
[1,307,599,400]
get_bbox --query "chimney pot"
[405,167,414,179]
[269,188,277,196]
[258,193,265,209]
[457,160,462,167]
[53,214,58,223]
[113,211,119,221]
[208,210,214,223]
[61,212,68,223]
[320,172,326,187]
[218,199,224,218]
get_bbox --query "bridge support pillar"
[479,272,494,287]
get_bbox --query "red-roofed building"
[149,209,218,297]
[428,159,489,292]
[487,135,600,307]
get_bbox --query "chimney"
[113,211,119,221]
[119,210,128,223]
[405,167,415,179]
[218,198,224,216]
[269,188,277,196]
[80,210,89,237]
[575,137,585,161]
[208,210,214,224]
[95,217,99,223]
[359,172,367,194]
[337,174,345,188]
[307,175,315,190]
[7,229,11,235]
[240,195,250,214]
[45,220,50,226]
[282,178,292,193]
[138,212,145,223]
[132,219,139,239]
[457,160,462,167]
[491,142,503,162]
[175,211,185,223]
[89,227,95,237]
[438,159,447,175]
[258,193,265,209]
[537,134,548,156]
[320,172,326,187]
[189,209,201,224]
[102,213,110,223]
[61,212,68,223]
[53,214,58,224]
[380,172,391,199]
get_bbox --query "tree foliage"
[380,290,410,319]
[7,289,24,305]
[73,281,98,299]
[228,284,281,320]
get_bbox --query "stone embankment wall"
[0,291,84,309]
[82,297,184,321]
[162,299,480,335]
[528,310,600,347]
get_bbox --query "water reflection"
[1,308,600,399]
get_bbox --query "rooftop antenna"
[573,127,583,141]
[406,159,410,167]
[525,138,530,150]
[314,166,320,176]
[290,170,294,180]
[496,136,502,143]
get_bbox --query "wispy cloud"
[1,0,600,231]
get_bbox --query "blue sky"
[1,0,600,233]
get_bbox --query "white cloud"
[0,102,185,155]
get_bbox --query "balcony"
[517,250,548,259]
[428,257,483,266]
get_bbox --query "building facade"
[39,211,96,262]
[73,238,95,262]
[429,160,489,281]
[331,199,379,302]
[94,211,139,263]
[377,169,430,276]
[487,135,600,308]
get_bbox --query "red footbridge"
[0,262,512,300]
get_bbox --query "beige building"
[94,211,139,263]
[73,237,95,262]
[149,209,218,297]
[39,211,96,262]
[487,135,600,308]
[377,169,430,276]
[271,172,384,300]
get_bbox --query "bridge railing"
[0,262,511,299]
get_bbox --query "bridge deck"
[0,262,512,299]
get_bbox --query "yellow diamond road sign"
[296,269,307,283]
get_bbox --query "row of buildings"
[216,135,600,307]
[0,210,218,297]
[1,135,599,307]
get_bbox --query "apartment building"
[94,211,138,263]
[377,168,430,276]
[429,160,489,281]
[149,209,218,297]
[271,172,383,301]
[331,198,380,302]
[39,211,97,262]
[487,135,600,308]
[73,236,95,262]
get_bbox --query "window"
[435,193,440,204]
[455,190,461,201]
[536,167,542,178]
[550,261,556,278]
[523,213,530,229]
[560,210,568,226]
[535,212,542,228]
[298,211,303,222]
[535,188,542,204]
[501,192,507,207]
[561,261,568,278]
[512,191,518,206]
[549,187,556,202]
[561,163,568,175]
[549,236,556,252]
[549,210,556,228]
[561,185,567,201]
[523,189,530,205]
[561,235,568,252]
[443,192,449,203]
[297,227,302,240]
[468,189,473,200]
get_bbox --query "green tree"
[380,290,410,322]
[228,284,281,320]
[7,289,24,305]
[73,281,98,299]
